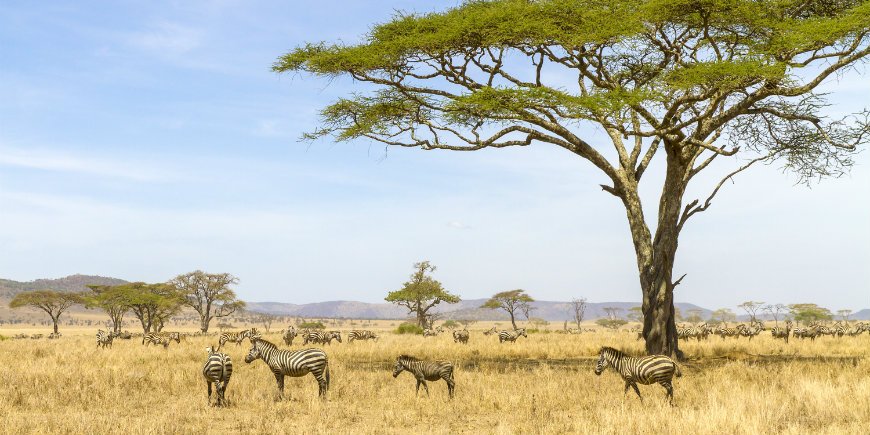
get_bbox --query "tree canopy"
[481,289,535,330]
[385,261,461,328]
[170,270,245,333]
[85,284,131,333]
[279,0,870,358]
[119,282,185,334]
[789,303,833,324]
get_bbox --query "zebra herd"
[670,321,870,343]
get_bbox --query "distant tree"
[481,289,535,330]
[602,307,623,321]
[836,309,852,321]
[789,304,833,325]
[442,320,460,330]
[256,313,276,332]
[85,285,130,333]
[762,304,788,326]
[627,307,644,323]
[596,318,628,330]
[570,298,587,329]
[9,290,84,334]
[458,319,476,328]
[686,309,704,325]
[710,308,737,325]
[739,301,765,323]
[529,317,549,330]
[386,261,460,328]
[120,282,185,334]
[520,300,535,326]
[170,270,245,333]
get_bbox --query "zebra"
[203,346,233,407]
[282,327,297,346]
[302,330,341,345]
[244,338,330,399]
[218,329,255,350]
[594,346,682,406]
[483,326,497,336]
[48,332,62,339]
[143,332,181,347]
[423,328,440,337]
[771,321,792,343]
[348,330,379,343]
[498,328,527,343]
[739,323,763,341]
[452,329,469,344]
[96,330,114,349]
[392,354,455,398]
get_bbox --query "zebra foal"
[498,328,527,343]
[244,338,330,399]
[348,330,378,343]
[217,328,255,351]
[203,346,233,407]
[594,346,681,406]
[392,355,455,399]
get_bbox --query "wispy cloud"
[0,145,182,182]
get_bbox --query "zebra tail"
[674,362,682,378]
[325,363,331,389]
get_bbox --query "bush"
[299,322,325,330]
[395,323,424,335]
[442,320,460,330]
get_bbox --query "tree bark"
[621,147,688,360]
[508,311,517,330]
[51,315,59,334]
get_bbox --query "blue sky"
[1,1,868,311]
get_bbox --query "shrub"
[395,323,424,335]
[299,322,325,330]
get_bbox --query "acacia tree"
[789,303,833,324]
[738,301,765,323]
[9,290,84,334]
[385,261,460,328]
[278,0,870,358]
[481,289,535,330]
[570,297,587,328]
[121,282,184,334]
[762,303,788,326]
[85,284,130,333]
[170,271,245,333]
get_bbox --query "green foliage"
[170,270,245,332]
[710,308,737,324]
[394,322,424,335]
[627,306,643,323]
[442,320,460,330]
[596,318,628,330]
[385,261,460,327]
[789,303,833,324]
[299,322,325,330]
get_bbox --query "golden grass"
[1,325,868,435]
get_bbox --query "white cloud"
[0,144,183,182]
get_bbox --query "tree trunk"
[417,311,427,329]
[621,150,688,360]
[200,316,209,333]
[509,311,517,330]
[51,315,59,334]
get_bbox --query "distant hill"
[0,275,128,300]
[851,309,870,321]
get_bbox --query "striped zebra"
[244,338,330,399]
[392,354,455,398]
[594,346,682,406]
[771,321,792,343]
[143,332,180,347]
[302,330,341,345]
[282,327,297,346]
[498,328,527,343]
[203,346,233,407]
[347,330,379,343]
[483,326,497,336]
[452,329,469,344]
[96,330,114,349]
[218,329,256,350]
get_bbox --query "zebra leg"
[630,383,643,402]
[274,374,285,401]
[445,376,455,399]
[421,380,430,397]
[624,381,631,396]
[207,381,213,406]
[415,380,422,396]
[662,381,674,406]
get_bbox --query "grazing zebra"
[483,326,497,336]
[203,346,233,407]
[498,328,527,343]
[244,338,329,399]
[96,330,114,348]
[282,327,297,346]
[771,321,792,343]
[423,328,440,337]
[30,334,43,339]
[740,323,764,341]
[302,330,341,345]
[218,329,255,350]
[114,331,132,340]
[392,354,455,398]
[594,346,682,406]
[348,330,379,343]
[48,332,62,339]
[143,332,181,347]
[452,329,469,344]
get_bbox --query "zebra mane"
[398,354,419,362]
[253,338,278,349]
[600,346,625,358]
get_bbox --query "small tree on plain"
[385,261,460,328]
[9,290,84,334]
[738,301,765,324]
[570,298,587,329]
[481,289,535,330]
[762,304,788,326]
[170,270,245,333]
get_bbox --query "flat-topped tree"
[386,261,460,328]
[10,290,84,334]
[278,0,870,358]
[170,271,245,333]
[85,285,130,333]
[482,289,535,330]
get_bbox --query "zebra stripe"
[452,329,469,344]
[483,327,497,336]
[244,338,329,398]
[594,346,681,406]
[143,331,180,347]
[282,327,297,346]
[497,328,527,343]
[392,354,455,398]
[96,330,114,349]
[347,330,378,343]
[302,330,341,345]
[203,346,233,407]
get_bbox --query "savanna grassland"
[1,323,868,435]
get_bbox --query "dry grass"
[1,324,868,435]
